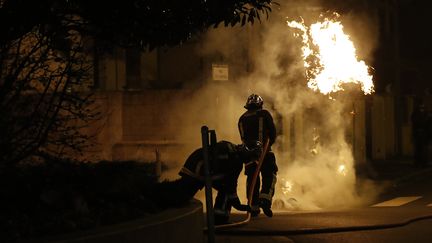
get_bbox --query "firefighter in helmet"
[238,94,277,217]
[178,140,261,224]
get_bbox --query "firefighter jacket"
[238,108,276,147]
[179,141,243,195]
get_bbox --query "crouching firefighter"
[177,140,262,224]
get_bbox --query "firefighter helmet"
[244,94,263,109]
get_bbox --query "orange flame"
[288,13,374,95]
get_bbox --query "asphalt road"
[209,166,432,243]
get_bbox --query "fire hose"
[209,138,271,230]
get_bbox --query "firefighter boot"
[250,205,260,217]
[259,198,273,217]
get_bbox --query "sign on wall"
[212,64,229,81]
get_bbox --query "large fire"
[272,13,373,211]
[287,13,374,95]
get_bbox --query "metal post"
[201,126,215,243]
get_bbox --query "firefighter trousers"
[245,152,277,211]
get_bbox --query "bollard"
[201,126,215,243]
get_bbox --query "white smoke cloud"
[160,0,383,211]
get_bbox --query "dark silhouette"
[238,94,277,217]
[411,100,431,167]
[154,140,260,225]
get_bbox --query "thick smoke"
[161,0,382,210]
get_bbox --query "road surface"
[209,167,432,243]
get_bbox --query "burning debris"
[269,12,378,211]
[337,164,348,176]
[287,13,374,96]
[281,178,294,194]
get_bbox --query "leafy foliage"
[0,0,273,50]
[0,26,101,168]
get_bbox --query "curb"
[28,200,203,243]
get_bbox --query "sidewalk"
[365,158,432,183]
